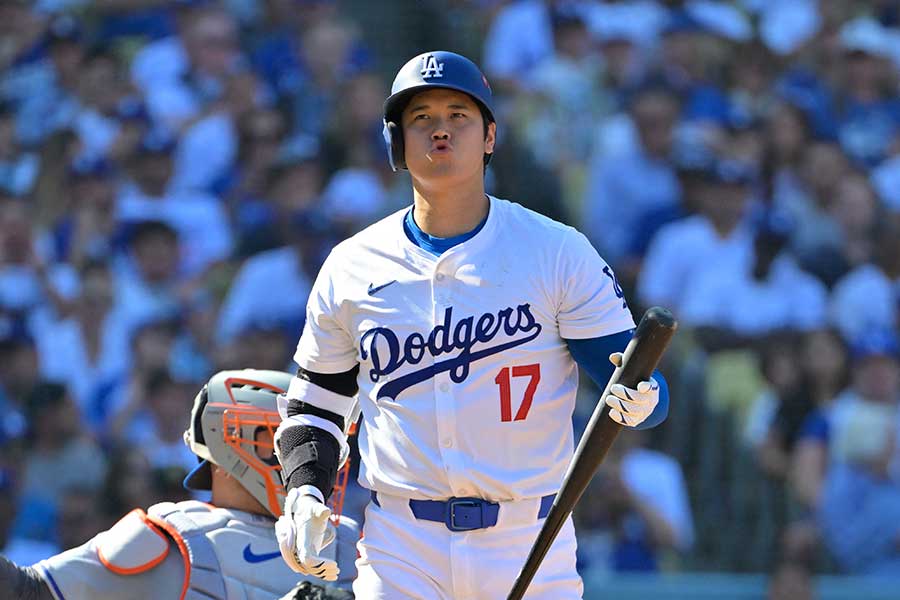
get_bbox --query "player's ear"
[484,121,497,156]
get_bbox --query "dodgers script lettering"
[360,304,542,399]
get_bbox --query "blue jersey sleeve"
[565,330,669,430]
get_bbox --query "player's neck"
[411,179,488,238]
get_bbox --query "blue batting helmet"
[382,51,495,171]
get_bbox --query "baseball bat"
[506,306,678,600]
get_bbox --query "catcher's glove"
[278,581,354,600]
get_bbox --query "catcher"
[0,369,357,600]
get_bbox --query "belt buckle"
[445,498,482,532]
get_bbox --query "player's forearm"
[277,422,342,500]
[277,366,360,499]
[566,332,670,429]
[0,556,54,600]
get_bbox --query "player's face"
[401,88,496,184]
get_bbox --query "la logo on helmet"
[421,54,444,79]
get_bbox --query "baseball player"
[0,369,357,600]
[274,51,670,599]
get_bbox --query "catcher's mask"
[183,369,292,517]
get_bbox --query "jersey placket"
[429,255,471,497]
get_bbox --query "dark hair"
[550,7,587,33]
[78,259,110,279]
[127,220,178,248]
[25,382,68,413]
[624,77,682,111]
[143,368,178,398]
[478,104,493,139]
[24,382,69,437]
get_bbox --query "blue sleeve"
[565,331,669,430]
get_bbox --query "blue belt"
[371,492,555,532]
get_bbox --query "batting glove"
[276,488,339,581]
[604,352,660,427]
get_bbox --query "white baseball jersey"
[295,195,634,501]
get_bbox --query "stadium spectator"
[112,220,185,332]
[744,332,808,480]
[785,140,852,285]
[216,210,333,344]
[791,330,900,513]
[70,49,136,163]
[16,383,108,541]
[818,399,900,575]
[117,130,234,276]
[829,214,900,343]
[680,213,828,343]
[762,101,813,211]
[833,17,900,168]
[287,18,369,140]
[637,158,755,317]
[583,82,681,271]
[112,371,197,474]
[653,9,731,127]
[219,106,289,205]
[0,323,38,445]
[51,157,118,268]
[11,15,85,146]
[826,172,881,270]
[234,139,325,255]
[482,0,557,94]
[31,260,130,431]
[105,318,180,431]
[518,9,608,173]
[0,201,79,323]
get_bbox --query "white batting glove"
[275,488,339,581]
[605,352,659,427]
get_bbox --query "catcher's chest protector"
[146,500,316,600]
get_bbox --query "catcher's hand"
[276,488,339,580]
[278,581,355,600]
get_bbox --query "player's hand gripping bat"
[507,306,678,600]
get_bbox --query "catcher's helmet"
[183,369,292,517]
[382,50,495,171]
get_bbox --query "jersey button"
[435,273,445,281]
[440,383,449,392]
[442,438,453,447]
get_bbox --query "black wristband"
[295,365,359,397]
[278,425,341,501]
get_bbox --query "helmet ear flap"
[383,120,405,171]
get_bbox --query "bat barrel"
[506,307,677,600]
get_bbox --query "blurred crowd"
[0,0,899,593]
